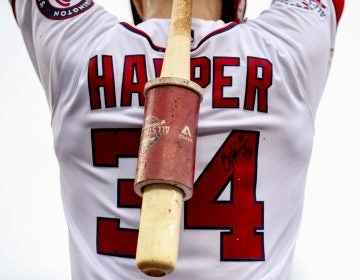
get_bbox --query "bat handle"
[136,184,184,277]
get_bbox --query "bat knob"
[137,260,173,277]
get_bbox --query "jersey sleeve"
[248,0,345,118]
[10,0,119,110]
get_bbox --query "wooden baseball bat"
[135,0,193,277]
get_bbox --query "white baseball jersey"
[11,0,343,279]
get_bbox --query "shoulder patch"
[36,0,94,20]
[275,0,327,19]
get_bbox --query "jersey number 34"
[91,129,264,261]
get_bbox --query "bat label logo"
[139,116,171,157]
[36,0,94,20]
[179,126,193,143]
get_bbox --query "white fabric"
[14,0,338,279]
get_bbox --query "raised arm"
[249,0,345,118]
[9,0,120,110]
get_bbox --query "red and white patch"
[275,0,327,19]
[36,0,94,20]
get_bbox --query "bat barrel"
[135,0,198,277]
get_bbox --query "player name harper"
[88,55,273,112]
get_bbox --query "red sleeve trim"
[332,0,345,23]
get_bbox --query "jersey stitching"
[288,56,316,128]
[119,22,238,53]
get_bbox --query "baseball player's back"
[10,0,344,279]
